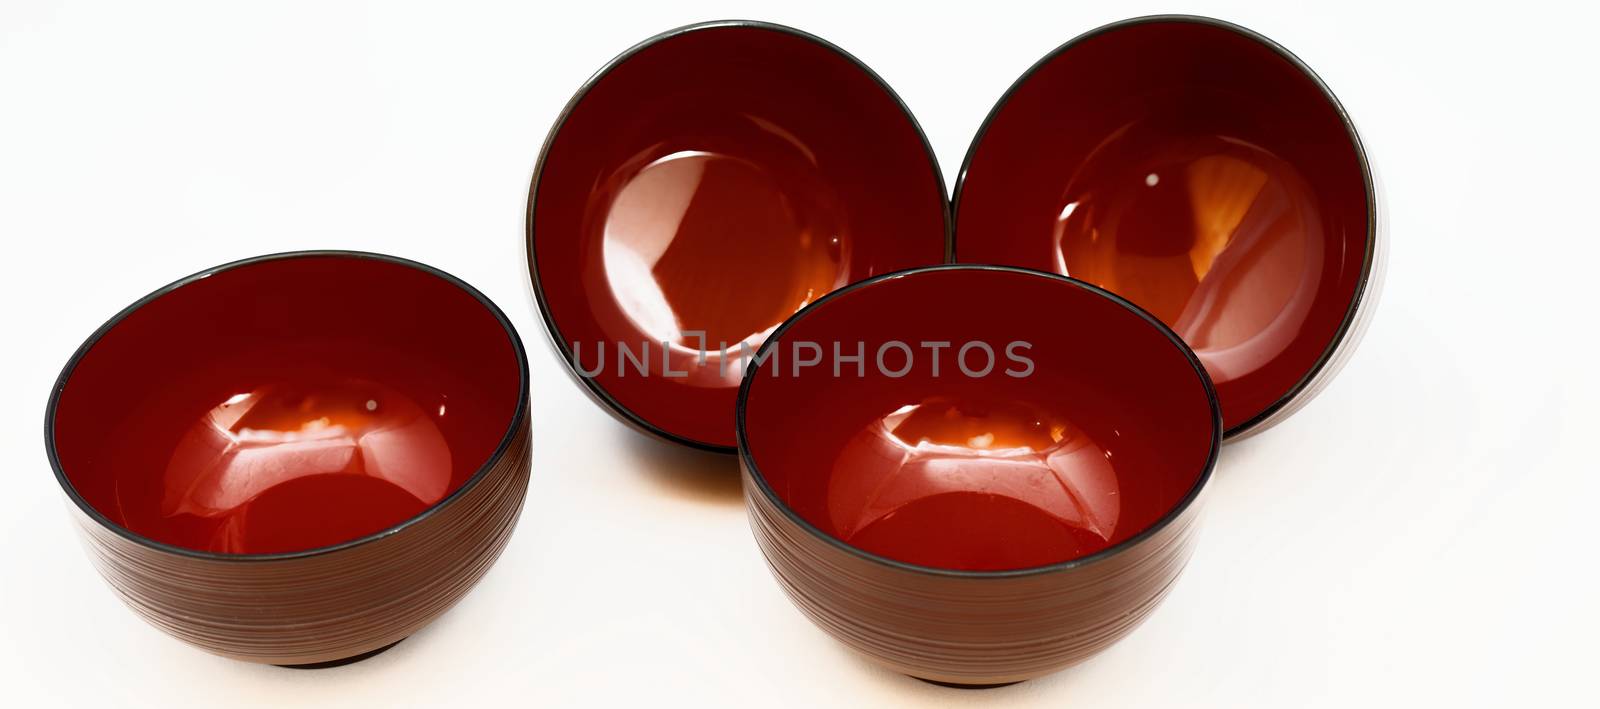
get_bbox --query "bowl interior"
[740,267,1217,572]
[50,254,523,555]
[531,24,948,449]
[954,18,1370,433]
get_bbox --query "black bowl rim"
[43,250,531,563]
[735,263,1223,579]
[525,18,955,454]
[949,14,1380,440]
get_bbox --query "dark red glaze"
[740,267,1216,572]
[51,254,522,555]
[953,17,1372,435]
[531,22,948,450]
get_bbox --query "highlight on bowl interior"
[740,265,1219,572]
[44,251,532,667]
[954,15,1378,439]
[49,253,526,556]
[737,265,1221,684]
[527,20,949,451]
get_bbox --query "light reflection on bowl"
[739,265,1220,685]
[954,15,1381,438]
[45,251,531,666]
[529,21,950,449]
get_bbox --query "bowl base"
[276,638,405,669]
[913,676,1024,690]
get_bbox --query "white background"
[2,1,1595,707]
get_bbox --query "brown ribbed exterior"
[743,459,1205,685]
[68,419,531,666]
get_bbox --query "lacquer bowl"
[529,20,949,451]
[738,265,1221,686]
[45,251,531,666]
[953,15,1382,439]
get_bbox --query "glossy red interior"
[51,255,522,555]
[954,19,1370,432]
[532,24,948,449]
[741,268,1216,572]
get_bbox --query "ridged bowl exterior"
[742,457,1205,685]
[67,415,531,666]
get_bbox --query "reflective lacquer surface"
[829,397,1120,569]
[533,23,947,449]
[51,255,522,554]
[600,147,849,388]
[954,18,1371,433]
[162,380,451,553]
[1055,116,1325,386]
[742,267,1216,572]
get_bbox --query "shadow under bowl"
[529,20,950,452]
[953,15,1382,439]
[737,265,1221,685]
[45,251,531,666]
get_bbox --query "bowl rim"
[949,13,1380,441]
[525,18,955,454]
[735,263,1223,579]
[42,250,531,563]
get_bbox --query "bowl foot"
[275,639,405,669]
[913,676,1024,690]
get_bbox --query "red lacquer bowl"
[529,21,950,451]
[738,265,1220,685]
[953,15,1381,439]
[45,251,531,666]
